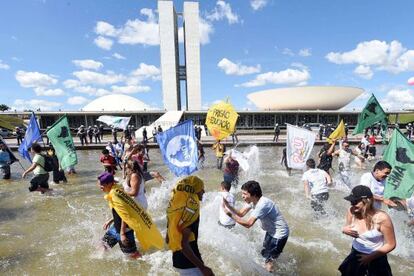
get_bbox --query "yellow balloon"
[205,101,239,140]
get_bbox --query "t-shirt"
[219,191,235,226]
[32,154,46,175]
[338,149,351,171]
[302,169,329,195]
[249,196,289,239]
[406,196,414,219]
[360,172,384,209]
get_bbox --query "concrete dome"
[247,86,363,110]
[83,94,150,111]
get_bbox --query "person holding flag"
[22,142,50,193]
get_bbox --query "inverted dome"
[247,86,363,110]
[83,94,150,111]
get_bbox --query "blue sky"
[0,0,413,111]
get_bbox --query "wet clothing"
[123,174,147,210]
[318,149,333,173]
[172,218,203,269]
[339,247,392,276]
[223,159,239,186]
[261,233,288,262]
[51,155,66,183]
[310,192,329,215]
[219,191,235,227]
[360,172,385,209]
[302,169,329,195]
[29,173,49,192]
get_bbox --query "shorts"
[29,173,49,192]
[223,173,238,186]
[175,267,203,276]
[143,171,154,181]
[261,232,288,263]
[102,226,137,254]
[338,247,392,276]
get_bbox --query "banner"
[327,119,346,144]
[157,120,198,177]
[205,101,238,140]
[18,112,42,162]
[383,128,414,199]
[353,94,387,135]
[286,124,316,170]
[0,135,18,164]
[46,116,78,169]
[97,115,131,130]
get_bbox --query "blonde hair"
[360,198,376,230]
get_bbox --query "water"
[1,146,413,275]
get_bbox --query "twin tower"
[158,0,201,111]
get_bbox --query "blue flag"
[157,120,198,177]
[18,112,42,162]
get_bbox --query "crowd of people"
[2,120,413,275]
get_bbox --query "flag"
[18,112,42,162]
[327,119,346,144]
[97,115,131,130]
[286,124,316,170]
[157,120,198,177]
[383,128,414,199]
[205,100,239,140]
[0,136,18,164]
[353,94,387,135]
[46,116,78,169]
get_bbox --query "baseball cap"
[344,185,373,203]
[98,172,114,185]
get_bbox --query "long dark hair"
[126,160,144,179]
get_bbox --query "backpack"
[41,154,57,172]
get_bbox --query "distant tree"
[0,104,10,111]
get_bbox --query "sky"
[0,0,414,112]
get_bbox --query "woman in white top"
[123,159,147,210]
[339,185,396,275]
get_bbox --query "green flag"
[383,128,414,199]
[353,94,387,135]
[46,116,78,169]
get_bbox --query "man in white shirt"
[302,158,332,216]
[359,160,395,209]
[218,181,235,228]
[223,180,289,273]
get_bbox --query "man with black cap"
[339,185,396,276]
[98,172,141,259]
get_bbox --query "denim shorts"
[261,232,288,263]
[102,225,137,254]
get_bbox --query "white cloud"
[67,96,89,105]
[217,58,261,75]
[73,70,125,86]
[12,99,61,111]
[282,48,294,56]
[199,18,214,45]
[63,79,81,89]
[0,60,10,70]
[290,62,308,70]
[112,53,125,60]
[94,36,113,50]
[240,68,310,87]
[298,48,312,57]
[206,1,240,24]
[408,76,414,85]
[95,21,117,37]
[250,0,268,10]
[130,63,160,80]
[72,59,103,70]
[15,70,58,88]
[326,40,414,77]
[73,85,110,96]
[353,65,373,80]
[111,85,150,94]
[34,87,65,96]
[381,88,414,110]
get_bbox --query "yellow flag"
[205,101,239,140]
[327,119,346,144]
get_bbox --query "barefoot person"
[22,143,51,193]
[223,181,289,272]
[339,185,396,275]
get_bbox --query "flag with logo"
[97,115,131,130]
[18,112,42,163]
[157,120,198,177]
[383,128,414,199]
[327,119,346,144]
[286,124,316,170]
[46,115,78,169]
[353,94,387,135]
[0,136,18,164]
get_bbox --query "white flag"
[286,124,316,170]
[97,115,131,130]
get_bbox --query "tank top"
[123,173,148,210]
[351,214,384,254]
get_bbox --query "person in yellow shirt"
[212,140,225,169]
